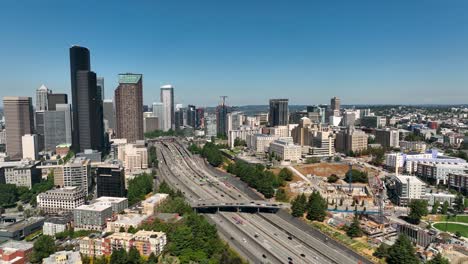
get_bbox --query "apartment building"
[269,139,302,162]
[389,175,426,206]
[399,141,427,153]
[246,134,279,153]
[227,126,261,148]
[375,128,399,148]
[142,193,169,216]
[94,196,128,214]
[43,217,71,236]
[117,142,148,175]
[335,126,368,154]
[417,162,468,184]
[448,173,468,195]
[63,157,91,195]
[73,204,113,231]
[37,187,86,215]
[2,160,41,189]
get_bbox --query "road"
[153,139,371,264]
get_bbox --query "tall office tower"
[96,164,125,198]
[35,111,45,151]
[331,96,341,111]
[47,93,68,111]
[268,99,289,126]
[36,84,50,111]
[216,97,229,137]
[69,46,103,152]
[115,74,143,143]
[196,108,205,129]
[97,77,105,101]
[43,104,73,151]
[3,97,34,160]
[152,102,164,130]
[187,105,197,128]
[160,85,174,131]
[22,134,39,160]
[103,99,115,131]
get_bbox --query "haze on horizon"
[1,0,468,107]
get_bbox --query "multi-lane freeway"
[153,139,371,264]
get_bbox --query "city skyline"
[1,1,468,106]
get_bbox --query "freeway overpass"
[193,201,286,213]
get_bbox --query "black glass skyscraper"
[70,46,103,152]
[269,99,289,126]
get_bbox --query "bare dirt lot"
[294,163,350,177]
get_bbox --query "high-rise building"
[36,84,50,111]
[103,99,115,131]
[269,99,289,126]
[331,97,341,111]
[216,100,229,137]
[63,157,91,195]
[97,77,105,101]
[187,105,196,128]
[375,128,399,148]
[3,97,34,160]
[47,93,68,111]
[160,85,174,131]
[335,126,368,154]
[43,104,72,151]
[69,46,103,152]
[152,102,164,130]
[196,108,205,129]
[115,74,143,143]
[22,134,39,160]
[96,164,125,198]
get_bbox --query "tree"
[147,252,158,264]
[327,174,339,183]
[373,243,389,259]
[278,168,293,181]
[453,193,465,213]
[346,214,363,238]
[17,204,24,212]
[275,188,288,202]
[94,256,108,264]
[431,201,440,214]
[387,234,419,264]
[427,253,450,264]
[233,137,247,147]
[110,248,128,264]
[119,226,125,232]
[127,173,153,205]
[441,201,449,214]
[306,191,327,221]
[30,235,56,263]
[127,246,142,264]
[305,157,321,164]
[291,194,307,217]
[127,226,137,234]
[408,199,428,224]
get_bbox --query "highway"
[154,139,370,264]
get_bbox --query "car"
[300,254,305,258]
[288,236,292,240]
[262,254,267,259]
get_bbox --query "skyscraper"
[331,96,341,111]
[152,102,164,130]
[97,77,105,101]
[268,99,289,126]
[103,99,115,131]
[36,84,49,111]
[47,93,68,111]
[160,85,174,131]
[115,73,143,143]
[69,46,103,152]
[3,97,34,160]
[187,105,196,128]
[216,97,229,137]
[43,104,72,151]
[96,164,125,198]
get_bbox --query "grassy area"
[310,221,382,263]
[433,223,468,238]
[440,215,468,224]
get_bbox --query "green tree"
[373,243,389,259]
[291,194,307,217]
[147,252,158,264]
[93,256,108,264]
[127,246,142,264]
[441,201,449,214]
[327,174,339,183]
[408,199,428,224]
[278,168,293,181]
[427,253,450,264]
[30,235,56,263]
[346,214,363,238]
[453,193,465,213]
[110,248,128,264]
[431,201,440,214]
[306,191,327,221]
[119,226,125,232]
[127,226,137,234]
[17,204,24,212]
[387,234,419,264]
[275,188,288,202]
[127,173,153,205]
[305,157,321,164]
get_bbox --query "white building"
[21,134,38,160]
[399,141,427,153]
[152,102,164,130]
[142,193,169,216]
[62,157,91,195]
[391,175,426,206]
[43,217,70,236]
[117,143,148,176]
[37,186,86,214]
[36,84,49,111]
[269,139,302,162]
[417,162,468,184]
[2,160,41,189]
[247,134,279,153]
[94,196,128,214]
[106,213,149,232]
[227,126,261,148]
[423,193,456,206]
[160,85,174,131]
[43,250,82,264]
[227,111,244,131]
[73,203,113,231]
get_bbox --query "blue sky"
[1,0,467,106]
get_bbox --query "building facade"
[37,187,86,215]
[74,204,113,231]
[43,104,73,151]
[96,164,126,198]
[160,85,174,131]
[269,99,289,126]
[3,97,34,160]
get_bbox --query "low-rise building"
[106,213,149,233]
[42,250,82,264]
[79,230,167,258]
[37,187,86,215]
[1,160,41,189]
[269,139,302,162]
[448,172,468,195]
[0,240,33,264]
[417,162,468,185]
[423,193,456,206]
[94,197,128,214]
[117,142,148,176]
[397,224,436,247]
[96,164,126,198]
[0,217,45,241]
[73,204,113,231]
[399,141,427,153]
[375,128,399,148]
[246,134,278,153]
[227,126,261,148]
[142,193,169,216]
[388,175,426,206]
[43,217,71,236]
[62,157,91,195]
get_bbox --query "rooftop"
[118,73,142,84]
[393,175,426,184]
[95,197,128,203]
[160,84,173,89]
[75,203,112,212]
[143,193,169,205]
[0,240,33,251]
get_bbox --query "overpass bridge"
[192,201,287,213]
